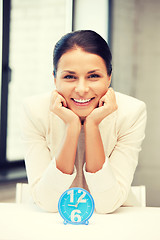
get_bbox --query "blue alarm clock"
[58,187,95,225]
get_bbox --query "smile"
[72,98,93,103]
[71,97,95,106]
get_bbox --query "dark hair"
[53,30,112,76]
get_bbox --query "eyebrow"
[61,70,76,74]
[87,69,101,74]
[61,69,101,74]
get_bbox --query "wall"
[112,0,160,206]
[74,0,109,41]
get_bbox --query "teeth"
[73,98,91,103]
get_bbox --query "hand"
[68,204,77,207]
[50,90,81,127]
[85,88,118,126]
[68,199,80,208]
[68,203,79,208]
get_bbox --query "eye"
[88,74,100,79]
[64,75,76,80]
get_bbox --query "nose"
[75,78,89,96]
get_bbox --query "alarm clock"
[58,187,95,225]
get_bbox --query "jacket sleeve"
[21,97,76,212]
[84,101,147,213]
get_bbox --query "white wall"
[65,0,74,33]
[74,0,109,41]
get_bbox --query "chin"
[71,107,95,120]
[79,116,86,121]
[77,112,92,121]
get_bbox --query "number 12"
[67,189,86,203]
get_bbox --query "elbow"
[93,188,127,214]
[95,201,121,214]
[31,185,59,213]
[32,195,59,213]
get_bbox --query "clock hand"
[68,204,76,207]
[68,200,80,208]
[75,199,81,208]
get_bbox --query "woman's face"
[54,48,111,120]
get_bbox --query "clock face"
[58,187,95,225]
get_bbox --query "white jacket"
[22,91,147,213]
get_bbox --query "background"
[0,0,160,207]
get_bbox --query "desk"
[0,203,160,240]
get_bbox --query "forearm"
[84,119,105,173]
[88,181,124,213]
[56,122,81,174]
[30,158,77,212]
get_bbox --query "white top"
[21,91,147,213]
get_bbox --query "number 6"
[71,210,81,222]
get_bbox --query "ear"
[107,74,112,87]
[53,72,57,86]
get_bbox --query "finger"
[60,95,67,107]
[98,91,108,107]
[54,95,67,108]
[50,90,58,109]
[54,90,67,108]
[99,97,105,107]
[50,91,67,111]
[99,88,115,107]
[108,88,116,101]
[108,87,113,91]
[106,87,113,96]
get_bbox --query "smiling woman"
[22,30,147,214]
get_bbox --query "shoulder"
[22,91,52,133]
[23,91,51,110]
[23,91,52,116]
[115,91,146,111]
[115,91,146,117]
[115,91,147,129]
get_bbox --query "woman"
[22,30,147,213]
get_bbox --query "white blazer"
[22,91,147,213]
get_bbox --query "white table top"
[0,203,160,240]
